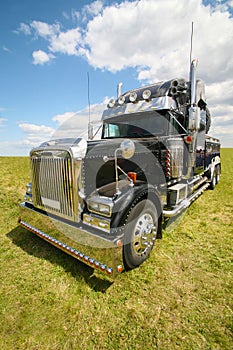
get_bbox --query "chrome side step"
[163,182,209,218]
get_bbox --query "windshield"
[102,110,168,139]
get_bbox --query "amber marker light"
[128,172,137,182]
[117,240,123,247]
[117,265,123,273]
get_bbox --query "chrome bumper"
[19,203,123,277]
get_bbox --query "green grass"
[0,150,232,350]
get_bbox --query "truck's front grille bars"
[31,152,74,219]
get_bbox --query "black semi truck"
[19,59,221,277]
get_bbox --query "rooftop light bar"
[107,78,187,109]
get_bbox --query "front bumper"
[19,202,123,277]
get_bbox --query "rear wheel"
[123,200,158,270]
[210,168,217,190]
[210,165,220,190]
[215,165,221,184]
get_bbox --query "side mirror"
[120,139,135,159]
[188,106,200,131]
[114,139,135,195]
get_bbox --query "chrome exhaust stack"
[117,82,123,98]
[188,59,200,131]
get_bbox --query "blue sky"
[0,0,233,155]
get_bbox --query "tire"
[210,167,217,190]
[215,165,221,185]
[123,200,158,270]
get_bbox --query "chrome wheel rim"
[132,213,157,256]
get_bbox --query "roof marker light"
[118,95,125,105]
[108,99,115,108]
[129,91,137,102]
[142,89,152,100]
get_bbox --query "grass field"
[0,149,232,349]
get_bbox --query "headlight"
[25,182,33,203]
[26,183,32,194]
[87,198,113,217]
[99,203,111,215]
[88,201,99,211]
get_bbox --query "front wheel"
[123,200,158,270]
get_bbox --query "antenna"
[87,72,93,139]
[190,21,194,65]
[87,72,91,125]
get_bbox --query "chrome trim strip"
[83,214,110,233]
[102,96,176,120]
[19,203,123,277]
[20,220,114,276]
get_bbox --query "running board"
[163,182,209,218]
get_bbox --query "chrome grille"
[31,150,74,218]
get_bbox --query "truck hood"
[33,137,87,160]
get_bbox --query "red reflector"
[128,172,137,182]
[185,135,193,143]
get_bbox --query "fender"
[207,155,221,180]
[111,183,163,238]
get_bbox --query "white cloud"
[24,20,83,61]
[81,0,233,146]
[71,9,80,22]
[16,22,31,35]
[205,81,233,146]
[83,0,104,18]
[2,46,11,53]
[19,123,55,146]
[71,1,104,23]
[16,0,233,147]
[83,0,233,84]
[51,98,108,139]
[49,28,82,55]
[0,141,31,156]
[62,11,70,20]
[0,123,56,155]
[32,50,55,65]
[17,1,233,82]
[0,117,7,128]
[31,20,60,38]
[19,123,54,134]
[16,100,107,150]
[52,111,78,126]
[205,80,233,106]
